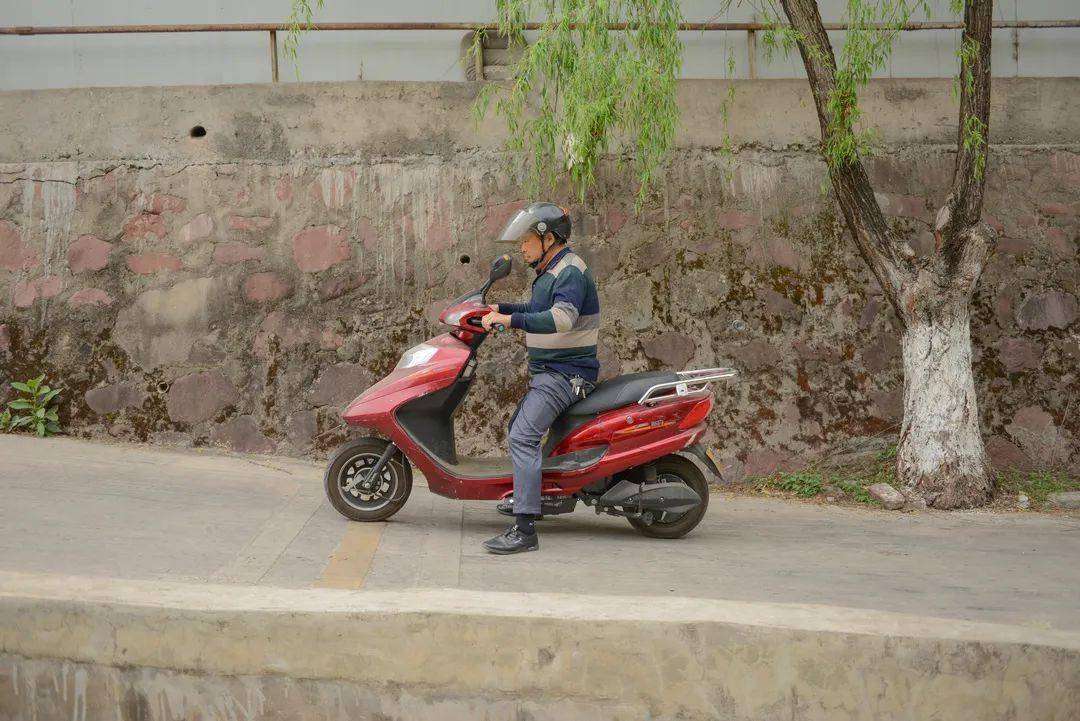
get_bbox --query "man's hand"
[488,304,499,312]
[481,312,511,332]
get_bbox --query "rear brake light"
[678,398,712,430]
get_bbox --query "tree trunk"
[777,0,998,508]
[897,296,993,508]
[895,224,997,509]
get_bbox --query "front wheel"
[324,437,412,522]
[626,454,710,539]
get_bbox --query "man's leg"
[483,372,577,554]
[508,372,577,516]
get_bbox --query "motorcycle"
[324,254,736,538]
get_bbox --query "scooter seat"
[566,371,678,417]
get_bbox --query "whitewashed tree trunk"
[778,0,997,508]
[897,302,993,508]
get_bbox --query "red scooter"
[324,255,736,538]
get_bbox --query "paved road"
[2,435,1078,630]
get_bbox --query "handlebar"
[466,317,506,334]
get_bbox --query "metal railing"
[2,20,1077,82]
[638,368,738,406]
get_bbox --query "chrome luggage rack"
[638,367,738,406]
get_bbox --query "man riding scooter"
[479,202,601,555]
[327,204,731,538]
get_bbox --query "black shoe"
[482,525,539,555]
[496,497,544,519]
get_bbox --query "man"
[480,202,601,554]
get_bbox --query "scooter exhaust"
[597,479,702,514]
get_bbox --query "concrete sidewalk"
[2,434,1078,630]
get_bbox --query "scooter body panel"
[341,331,711,501]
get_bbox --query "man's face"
[519,230,546,265]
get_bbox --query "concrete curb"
[2,571,1078,720]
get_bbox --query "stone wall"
[0,79,1077,478]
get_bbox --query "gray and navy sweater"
[497,247,601,382]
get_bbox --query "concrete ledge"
[2,572,1078,720]
[2,78,1078,163]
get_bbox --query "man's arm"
[495,301,529,314]
[509,268,585,334]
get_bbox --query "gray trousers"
[508,371,578,516]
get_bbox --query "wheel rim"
[336,452,400,511]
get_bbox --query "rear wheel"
[324,437,412,522]
[626,454,709,539]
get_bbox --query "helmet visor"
[497,210,540,243]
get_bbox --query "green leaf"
[7,400,32,410]
[35,421,45,437]
[11,417,32,428]
[45,410,59,422]
[42,388,61,402]
[45,421,61,433]
[284,0,326,79]
[474,0,684,205]
[10,382,31,393]
[34,407,46,419]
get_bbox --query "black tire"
[324,437,412,522]
[626,454,709,539]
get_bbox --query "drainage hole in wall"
[190,125,207,138]
[156,381,170,393]
[459,254,471,264]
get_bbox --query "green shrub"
[763,470,825,498]
[755,446,899,505]
[5,375,62,437]
[997,469,1080,508]
[833,478,874,504]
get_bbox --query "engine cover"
[597,480,701,514]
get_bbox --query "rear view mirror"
[489,254,513,282]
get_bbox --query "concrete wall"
[0,78,1078,477]
[1,0,1078,89]
[2,572,1079,720]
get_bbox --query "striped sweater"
[497,247,601,382]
